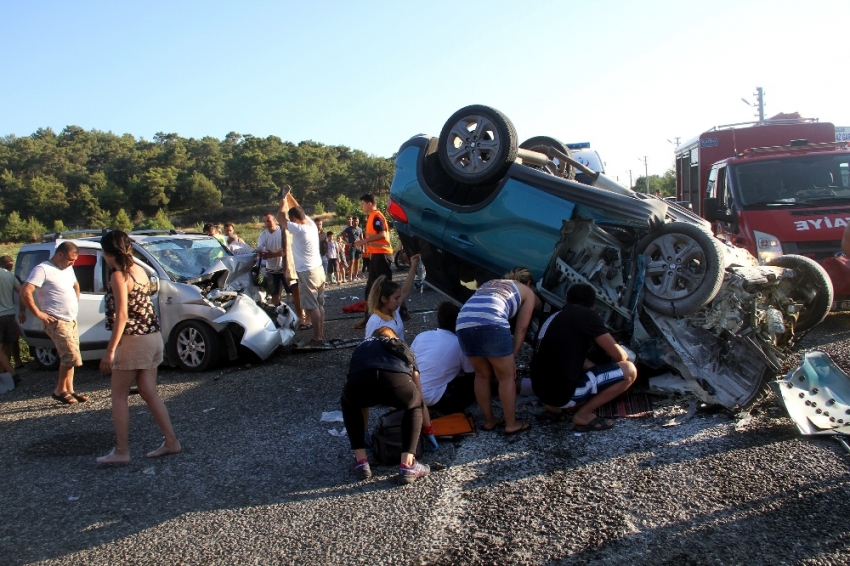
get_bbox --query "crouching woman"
[341,326,429,483]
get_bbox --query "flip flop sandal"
[504,422,532,436]
[52,391,78,405]
[574,416,614,432]
[298,323,313,330]
[70,392,89,402]
[481,418,505,432]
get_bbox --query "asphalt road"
[2,278,849,565]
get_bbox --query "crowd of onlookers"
[0,190,638,481]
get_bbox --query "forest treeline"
[0,126,395,241]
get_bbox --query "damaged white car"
[15,231,298,372]
[388,104,834,409]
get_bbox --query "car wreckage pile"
[388,104,835,410]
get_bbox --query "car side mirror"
[703,197,735,223]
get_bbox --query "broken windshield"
[735,154,850,207]
[140,237,231,282]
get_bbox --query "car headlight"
[753,230,783,265]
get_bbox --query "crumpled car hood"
[186,255,258,295]
[770,350,850,435]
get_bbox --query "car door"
[73,250,111,350]
[441,178,575,289]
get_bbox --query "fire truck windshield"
[735,154,850,207]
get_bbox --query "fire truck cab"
[676,118,850,308]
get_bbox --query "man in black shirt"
[530,283,637,431]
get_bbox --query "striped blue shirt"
[456,280,521,330]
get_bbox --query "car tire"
[34,347,60,371]
[519,136,574,179]
[637,222,725,316]
[438,105,518,185]
[767,254,834,332]
[394,249,410,270]
[168,320,220,373]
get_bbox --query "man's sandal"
[70,392,88,402]
[574,416,614,432]
[52,391,77,405]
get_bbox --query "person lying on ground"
[411,301,476,416]
[530,283,637,432]
[340,326,430,483]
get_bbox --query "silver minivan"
[16,230,297,372]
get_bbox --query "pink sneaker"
[398,460,430,484]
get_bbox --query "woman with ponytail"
[96,230,181,465]
[363,254,420,342]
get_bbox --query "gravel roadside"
[2,277,849,565]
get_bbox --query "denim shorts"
[456,325,513,358]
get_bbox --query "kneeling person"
[530,283,637,431]
[411,302,475,415]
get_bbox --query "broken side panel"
[643,310,774,409]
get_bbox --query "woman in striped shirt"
[456,267,539,435]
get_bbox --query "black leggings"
[341,369,422,453]
[364,254,393,299]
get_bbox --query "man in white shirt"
[19,242,84,405]
[278,186,326,345]
[257,213,299,313]
[411,302,476,414]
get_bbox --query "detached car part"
[770,350,850,435]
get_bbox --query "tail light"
[388,198,408,224]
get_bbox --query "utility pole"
[742,87,766,122]
[629,170,633,189]
[638,157,649,194]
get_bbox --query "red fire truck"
[675,117,850,308]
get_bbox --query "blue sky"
[2,0,848,184]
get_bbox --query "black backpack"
[370,409,424,465]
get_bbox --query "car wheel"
[767,254,834,332]
[438,105,518,185]
[34,347,60,371]
[519,136,574,179]
[394,249,410,270]
[169,320,220,372]
[637,222,724,316]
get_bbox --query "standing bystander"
[353,194,394,329]
[341,216,364,282]
[0,255,22,382]
[278,186,327,345]
[19,242,86,404]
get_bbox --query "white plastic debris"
[649,373,693,395]
[320,411,344,422]
[142,467,156,475]
[68,496,80,502]
[328,428,347,437]
[0,372,14,394]
[203,407,216,413]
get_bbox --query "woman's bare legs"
[471,355,527,433]
[97,368,136,464]
[488,355,526,433]
[470,356,501,429]
[136,368,181,458]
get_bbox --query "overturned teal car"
[388,104,834,410]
